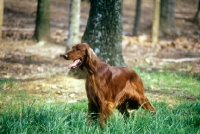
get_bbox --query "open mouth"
[68,59,82,69]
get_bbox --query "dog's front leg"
[87,101,99,123]
[99,112,106,127]
[99,102,114,127]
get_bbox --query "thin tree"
[152,0,160,43]
[194,0,200,27]
[160,0,175,35]
[66,0,80,51]
[33,0,50,42]
[0,0,3,38]
[82,0,125,67]
[133,0,142,36]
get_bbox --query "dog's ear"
[88,47,96,59]
[85,44,99,73]
[82,43,95,59]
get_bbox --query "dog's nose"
[60,54,68,60]
[63,54,68,59]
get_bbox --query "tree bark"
[194,0,200,27]
[82,0,125,67]
[133,0,141,36]
[66,0,80,51]
[33,0,50,42]
[160,0,175,35]
[0,0,3,38]
[152,0,160,43]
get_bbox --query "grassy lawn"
[0,101,199,133]
[134,67,200,98]
[0,69,199,134]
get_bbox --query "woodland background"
[0,0,199,104]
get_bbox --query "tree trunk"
[194,0,200,27]
[160,0,175,35]
[33,0,50,42]
[0,0,3,38]
[66,0,80,51]
[152,0,160,43]
[82,0,125,67]
[133,0,141,36]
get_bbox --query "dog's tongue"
[68,59,80,69]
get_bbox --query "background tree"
[160,0,175,35]
[82,0,125,66]
[194,0,200,27]
[66,0,80,51]
[33,0,50,42]
[152,0,160,43]
[0,0,3,38]
[133,0,141,36]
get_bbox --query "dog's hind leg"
[116,102,130,119]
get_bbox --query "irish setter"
[62,43,156,126]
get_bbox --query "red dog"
[62,43,156,126]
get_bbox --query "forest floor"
[0,0,200,105]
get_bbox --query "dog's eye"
[76,48,80,51]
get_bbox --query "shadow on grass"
[0,77,45,83]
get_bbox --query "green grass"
[134,67,200,98]
[0,101,199,134]
[0,69,200,133]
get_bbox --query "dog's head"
[62,43,97,70]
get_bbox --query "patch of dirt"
[122,35,200,75]
[0,0,200,105]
